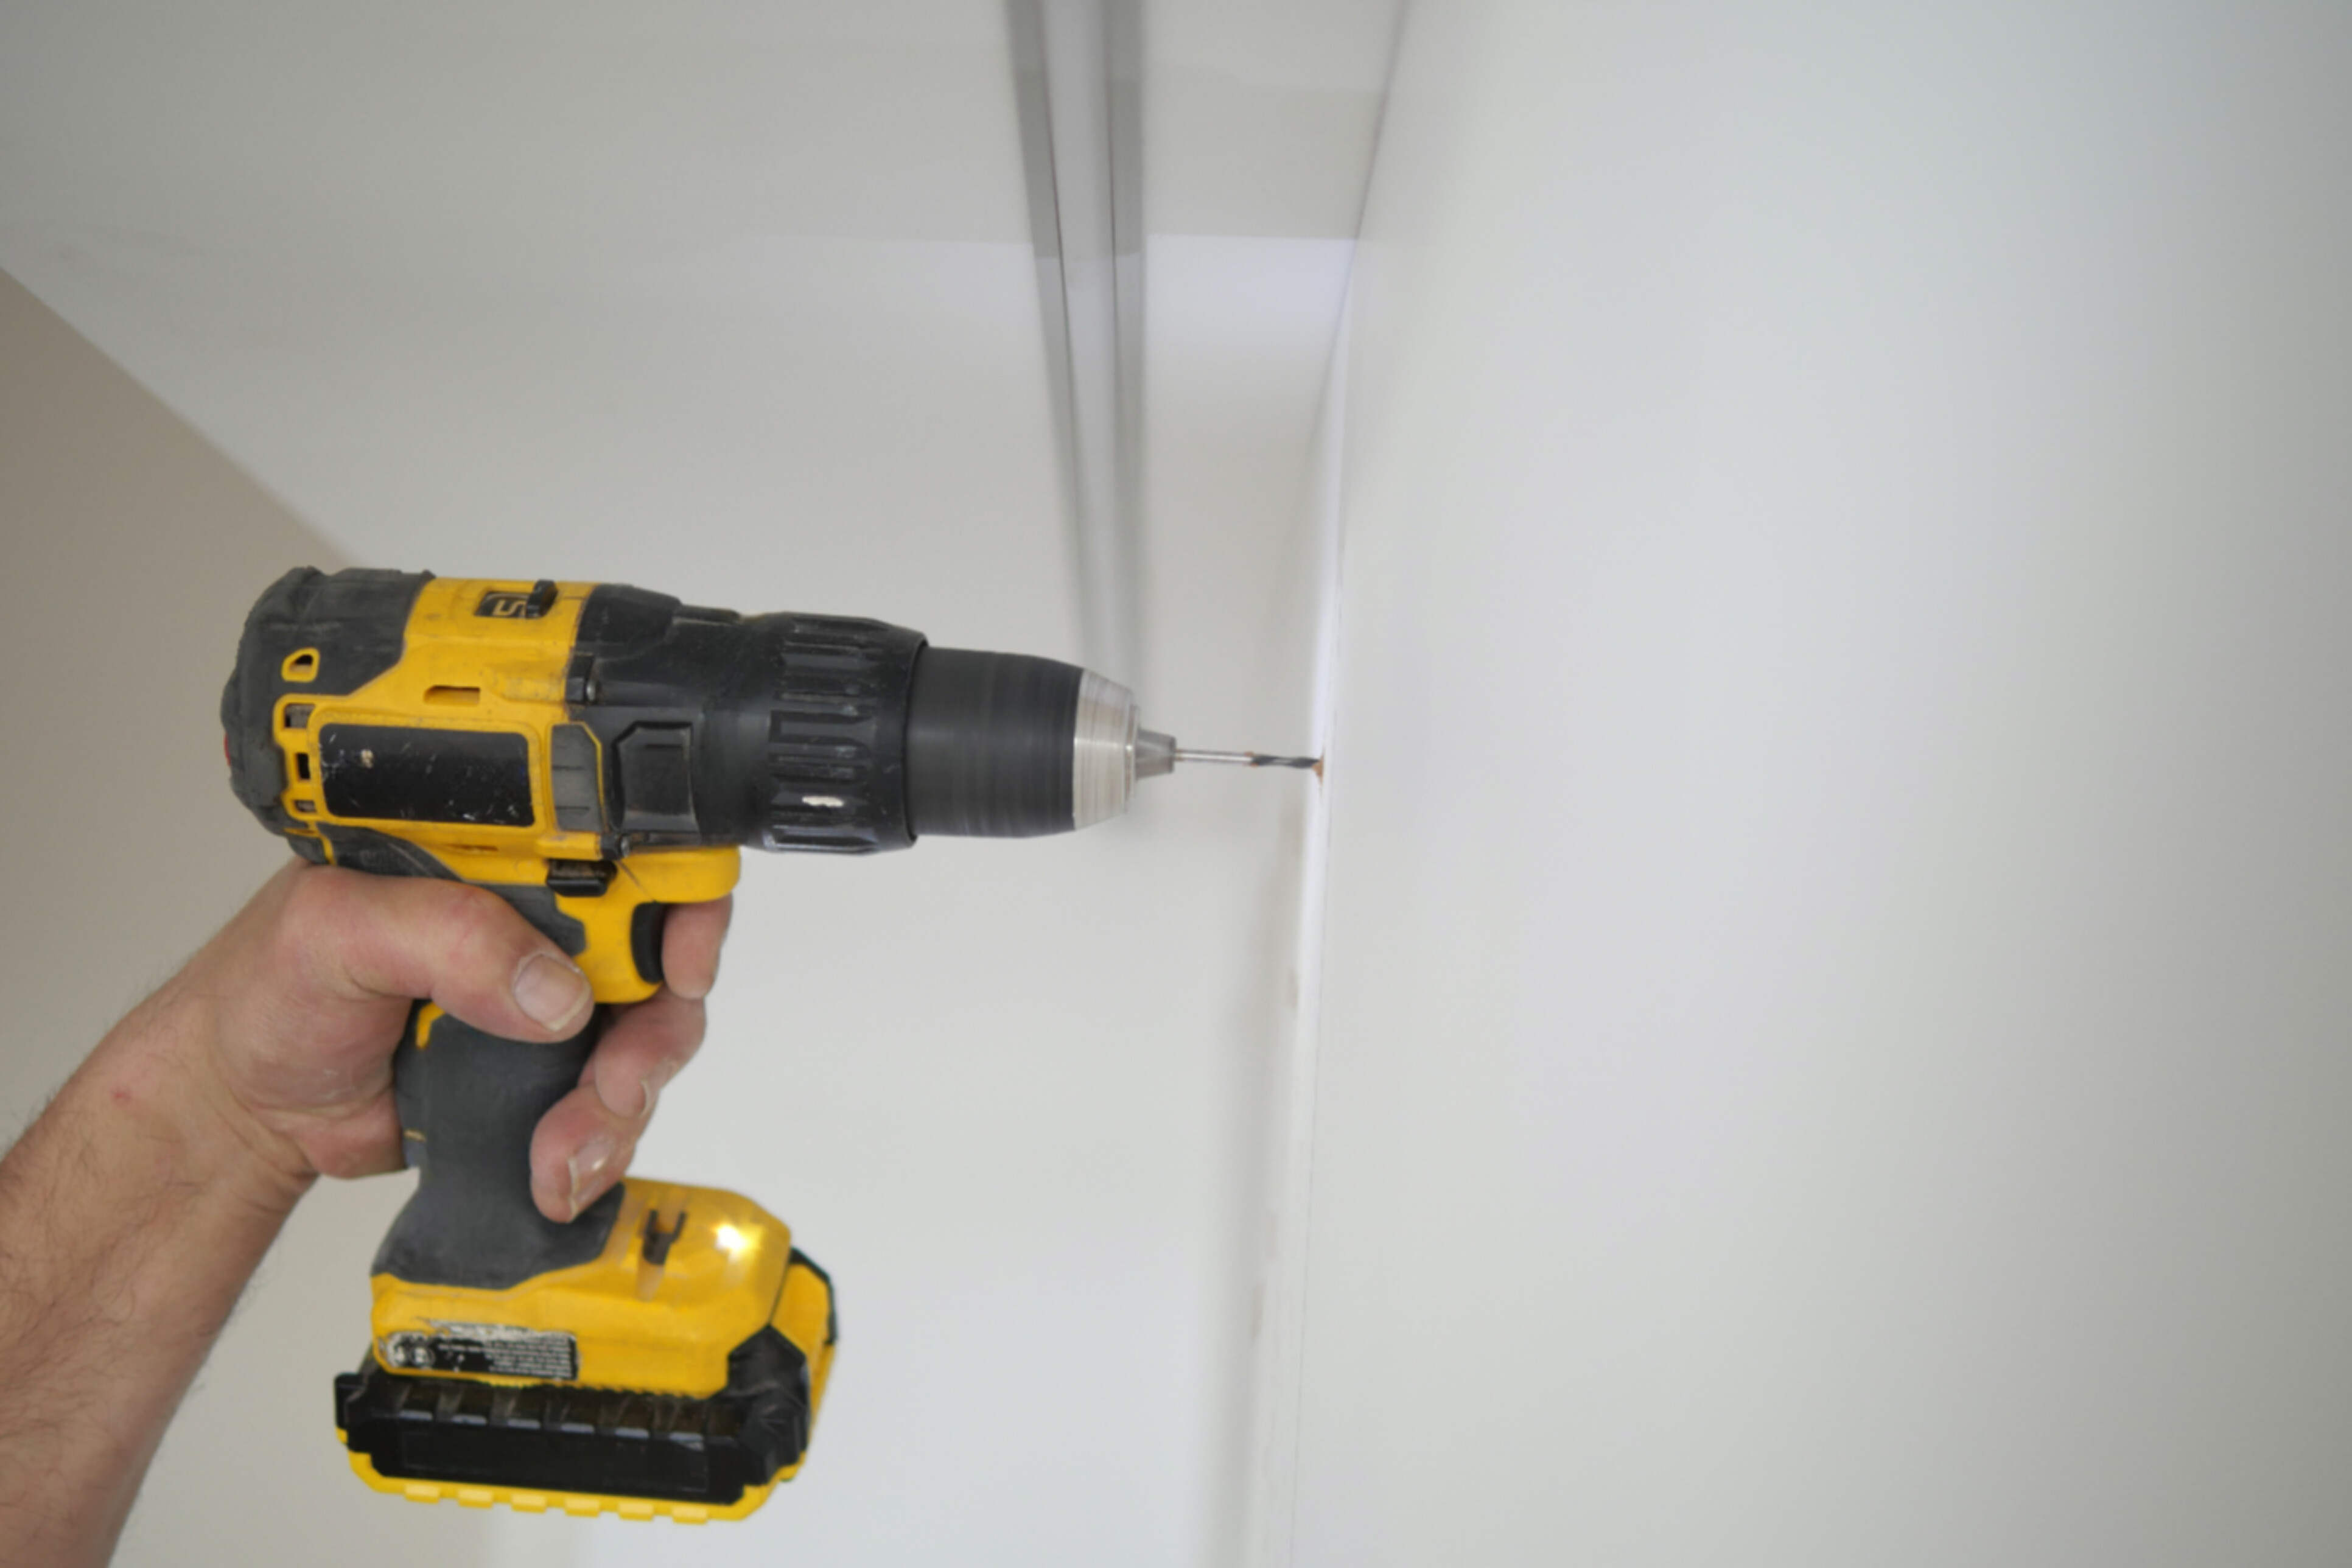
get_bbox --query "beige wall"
[0,268,497,1566]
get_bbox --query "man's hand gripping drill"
[181,863,730,1225]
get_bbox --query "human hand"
[160,859,730,1222]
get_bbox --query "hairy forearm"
[0,981,311,1566]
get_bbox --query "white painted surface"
[1297,2,2352,1563]
[1149,0,1404,239]
[0,5,1054,625]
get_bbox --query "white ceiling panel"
[0,1,1068,649]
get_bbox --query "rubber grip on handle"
[371,1001,625,1291]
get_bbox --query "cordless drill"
[221,567,1309,1523]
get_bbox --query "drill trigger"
[630,902,669,985]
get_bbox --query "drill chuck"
[905,650,1160,836]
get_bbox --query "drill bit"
[1171,749,1320,769]
[1130,728,1320,783]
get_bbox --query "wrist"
[84,976,317,1220]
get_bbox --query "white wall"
[1294,2,2352,1563]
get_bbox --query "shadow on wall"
[0,268,501,1568]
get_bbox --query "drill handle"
[374,998,622,1291]
[304,838,737,1292]
[349,854,634,1292]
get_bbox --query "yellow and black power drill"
[220,567,1310,1523]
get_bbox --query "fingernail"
[514,952,591,1032]
[566,1130,621,1219]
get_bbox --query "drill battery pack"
[332,1177,836,1523]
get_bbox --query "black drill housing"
[222,567,1097,858]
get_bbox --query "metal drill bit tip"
[1130,728,1320,785]
[1173,749,1322,769]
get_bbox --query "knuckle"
[645,998,706,1057]
[439,884,520,961]
[273,867,352,970]
[280,863,348,926]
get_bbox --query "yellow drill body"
[227,571,849,1521]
